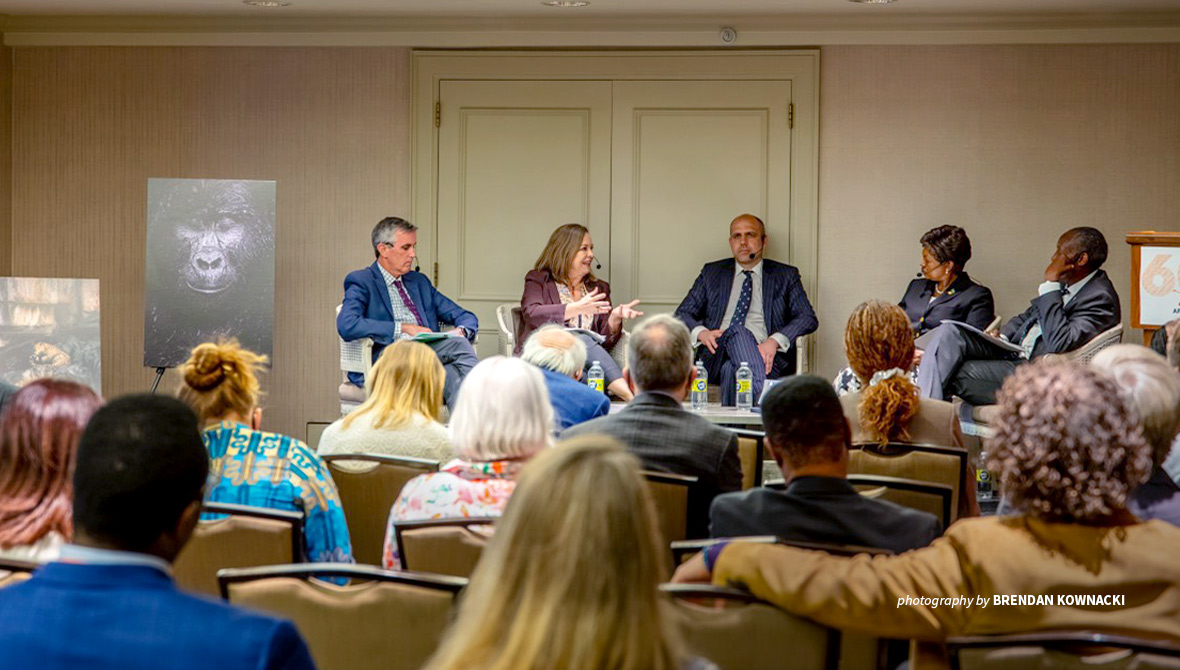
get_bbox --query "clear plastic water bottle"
[587,360,605,394]
[691,361,708,411]
[976,449,995,502]
[735,362,753,410]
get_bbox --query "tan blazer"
[712,516,1180,669]
[841,393,963,448]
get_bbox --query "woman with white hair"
[380,356,554,569]
[1092,344,1180,526]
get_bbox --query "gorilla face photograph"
[145,178,275,368]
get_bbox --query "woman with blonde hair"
[0,379,102,563]
[317,341,451,469]
[520,223,643,401]
[381,356,553,569]
[178,339,353,564]
[426,435,715,670]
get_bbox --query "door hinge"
[434,101,441,128]
[433,262,439,285]
[788,102,794,130]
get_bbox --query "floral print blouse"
[381,458,523,570]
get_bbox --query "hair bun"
[183,345,229,392]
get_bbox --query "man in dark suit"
[710,376,941,554]
[337,216,479,408]
[675,214,817,405]
[0,394,316,670]
[917,227,1121,405]
[520,325,610,430]
[562,314,741,538]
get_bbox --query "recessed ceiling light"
[542,0,590,6]
[243,0,292,6]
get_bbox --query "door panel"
[436,80,612,356]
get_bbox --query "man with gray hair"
[520,325,610,430]
[562,314,741,538]
[337,216,479,408]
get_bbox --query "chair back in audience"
[220,563,467,670]
[662,584,843,670]
[947,631,1180,670]
[643,471,699,545]
[847,442,968,523]
[847,474,953,529]
[323,453,440,566]
[173,502,304,596]
[729,428,765,490]
[393,517,495,578]
[0,558,36,589]
[670,537,893,567]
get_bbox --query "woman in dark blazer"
[900,225,995,335]
[520,224,642,401]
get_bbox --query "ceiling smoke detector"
[243,0,293,6]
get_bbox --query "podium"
[1126,231,1180,346]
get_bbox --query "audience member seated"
[317,340,452,468]
[834,226,994,394]
[1152,320,1180,486]
[840,301,965,449]
[675,362,1180,669]
[381,356,553,569]
[917,226,1120,404]
[520,223,643,401]
[0,379,101,563]
[563,314,741,539]
[424,435,717,670]
[1092,345,1180,527]
[710,376,941,553]
[0,394,316,670]
[520,325,610,430]
[179,340,353,564]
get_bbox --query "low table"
[609,401,763,427]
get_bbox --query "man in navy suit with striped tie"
[675,214,818,406]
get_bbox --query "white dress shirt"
[692,261,790,351]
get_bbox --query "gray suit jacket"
[561,391,741,538]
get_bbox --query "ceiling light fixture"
[243,0,293,6]
[542,1,591,7]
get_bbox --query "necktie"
[393,278,425,327]
[730,271,754,328]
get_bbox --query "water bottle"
[587,360,605,394]
[976,449,995,502]
[735,362,753,410]
[691,361,708,411]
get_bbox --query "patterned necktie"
[393,278,425,326]
[731,270,754,328]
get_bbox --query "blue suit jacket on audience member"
[675,258,818,355]
[538,367,610,430]
[337,261,479,387]
[0,562,315,670]
[899,272,995,335]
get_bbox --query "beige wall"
[816,44,1180,378]
[0,43,10,277]
[11,47,411,438]
[8,44,1180,435]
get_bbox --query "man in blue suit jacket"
[675,214,818,406]
[519,325,610,430]
[0,394,316,670]
[337,217,479,408]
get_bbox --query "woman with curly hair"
[178,340,353,564]
[0,379,102,562]
[675,362,1180,669]
[839,300,963,449]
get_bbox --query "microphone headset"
[596,260,602,270]
[749,253,757,261]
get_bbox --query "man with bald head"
[675,214,817,406]
[520,324,610,429]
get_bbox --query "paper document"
[915,319,1024,354]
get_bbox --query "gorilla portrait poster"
[144,178,275,368]
[0,277,102,393]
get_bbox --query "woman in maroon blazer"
[520,224,642,401]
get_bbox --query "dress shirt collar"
[734,259,764,278]
[58,544,172,575]
[377,262,401,287]
[1063,269,1097,303]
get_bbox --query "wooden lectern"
[1127,231,1180,346]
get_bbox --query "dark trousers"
[427,336,480,409]
[916,323,1023,405]
[697,325,794,406]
